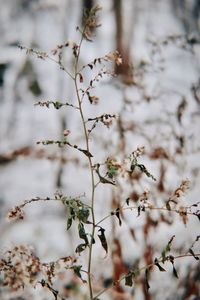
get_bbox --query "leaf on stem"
[189,248,200,260]
[126,198,130,206]
[78,73,84,83]
[115,208,122,226]
[161,235,175,262]
[95,164,116,185]
[70,265,86,282]
[125,271,134,287]
[98,227,108,254]
[67,217,73,230]
[145,268,150,290]
[78,223,89,245]
[75,243,87,254]
[137,164,156,181]
[79,148,93,158]
[169,256,179,278]
[154,258,166,272]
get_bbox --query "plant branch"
[93,253,200,299]
[38,279,65,300]
[95,203,199,227]
[73,25,96,300]
[18,45,74,80]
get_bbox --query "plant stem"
[95,204,198,227]
[74,31,96,300]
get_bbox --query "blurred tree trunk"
[113,0,133,85]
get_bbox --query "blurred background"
[0,0,200,299]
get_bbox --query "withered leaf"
[70,265,86,282]
[78,223,88,245]
[189,248,199,260]
[137,206,141,217]
[166,200,171,211]
[88,64,93,69]
[79,148,93,158]
[154,258,166,272]
[99,175,115,185]
[137,164,156,181]
[145,269,150,290]
[172,265,179,278]
[78,73,84,83]
[125,272,133,287]
[67,217,73,230]
[115,208,122,226]
[98,227,108,254]
[169,256,179,278]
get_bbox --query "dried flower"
[105,51,122,66]
[88,95,99,104]
[7,206,25,221]
[132,147,145,158]
[1,245,40,290]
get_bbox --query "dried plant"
[1,6,200,300]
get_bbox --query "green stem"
[74,29,96,300]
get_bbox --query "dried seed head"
[7,206,25,221]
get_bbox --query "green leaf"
[98,227,108,254]
[161,235,175,262]
[166,200,171,211]
[78,223,88,245]
[107,166,118,179]
[77,207,90,223]
[53,101,62,109]
[67,217,73,230]
[75,243,87,254]
[95,164,115,185]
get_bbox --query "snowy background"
[0,0,200,299]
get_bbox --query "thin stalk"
[95,205,198,227]
[74,29,96,300]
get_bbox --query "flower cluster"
[0,245,40,290]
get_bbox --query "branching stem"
[74,27,96,300]
[93,253,200,299]
[96,204,198,227]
